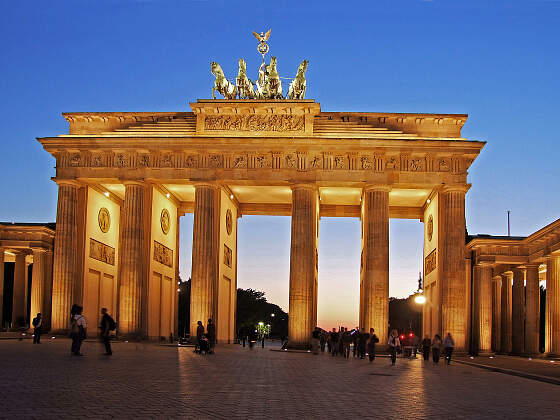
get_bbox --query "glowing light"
[51,336,55,339]
[166,193,170,198]
[414,295,426,304]
[427,198,431,204]
[230,194,234,199]
[177,288,180,292]
[258,322,264,326]
[104,192,110,197]
[271,313,275,317]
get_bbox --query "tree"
[388,295,422,337]
[236,288,288,339]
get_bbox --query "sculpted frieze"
[208,154,223,168]
[285,154,296,168]
[137,154,151,167]
[69,153,82,167]
[309,155,322,170]
[160,153,174,168]
[360,156,372,170]
[385,157,399,170]
[184,155,198,168]
[89,238,115,266]
[334,155,346,169]
[232,155,247,168]
[91,153,105,167]
[204,114,304,132]
[116,153,130,168]
[153,240,173,268]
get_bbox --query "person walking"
[388,329,401,366]
[367,328,379,362]
[330,328,339,356]
[421,335,431,361]
[338,327,344,356]
[320,330,327,353]
[195,321,204,354]
[443,332,455,365]
[32,313,42,344]
[352,327,360,358]
[342,328,352,359]
[311,327,320,354]
[99,308,115,355]
[207,319,216,354]
[70,304,87,356]
[432,334,442,364]
[358,328,369,359]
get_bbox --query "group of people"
[68,304,116,356]
[312,327,456,366]
[194,319,216,354]
[313,327,380,362]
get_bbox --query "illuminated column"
[190,184,219,339]
[440,186,467,350]
[288,185,318,349]
[491,275,501,352]
[12,252,27,328]
[511,268,525,354]
[524,264,540,355]
[30,249,48,323]
[500,272,512,353]
[545,254,560,355]
[0,248,4,328]
[473,265,492,353]
[118,182,149,336]
[51,181,80,332]
[360,185,389,342]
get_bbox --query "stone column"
[546,254,560,355]
[491,275,501,352]
[30,249,48,323]
[511,268,525,354]
[51,181,80,332]
[473,265,492,353]
[288,185,318,349]
[119,182,149,336]
[440,186,467,350]
[524,264,540,355]
[500,272,512,353]
[190,184,219,339]
[0,248,4,328]
[12,252,27,328]
[360,185,389,342]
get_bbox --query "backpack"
[71,316,83,336]
[32,317,40,328]
[106,315,116,331]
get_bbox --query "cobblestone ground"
[1,339,559,419]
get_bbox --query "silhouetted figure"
[342,328,352,359]
[207,319,216,354]
[358,328,369,359]
[99,308,115,355]
[388,329,401,366]
[352,327,360,358]
[320,330,327,352]
[70,304,87,356]
[195,321,204,354]
[32,313,42,344]
[443,332,455,365]
[421,336,431,361]
[367,328,379,362]
[330,328,339,356]
[338,327,344,356]
[432,334,442,364]
[249,327,258,350]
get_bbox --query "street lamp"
[414,294,426,305]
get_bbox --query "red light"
[409,333,413,337]
[400,335,404,339]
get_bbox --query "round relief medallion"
[161,208,171,235]
[225,209,232,235]
[98,208,110,233]
[427,214,434,242]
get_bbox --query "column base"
[286,341,311,351]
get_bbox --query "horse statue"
[236,59,255,99]
[266,56,283,99]
[211,62,237,100]
[255,62,269,99]
[288,60,308,100]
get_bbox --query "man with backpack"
[70,304,87,356]
[100,308,116,355]
[32,313,42,344]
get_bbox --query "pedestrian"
[412,334,420,358]
[330,328,339,356]
[320,330,327,352]
[311,327,320,354]
[249,326,258,349]
[352,327,360,358]
[206,319,216,354]
[70,304,87,356]
[195,320,204,354]
[99,308,115,355]
[367,328,379,362]
[342,328,352,359]
[388,329,401,366]
[358,328,369,359]
[443,332,455,365]
[421,335,431,361]
[432,334,442,364]
[338,327,344,356]
[32,313,42,344]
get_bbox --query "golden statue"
[211,62,237,100]
[288,60,308,100]
[236,59,255,99]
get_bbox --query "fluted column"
[288,185,318,349]
[360,185,389,342]
[190,184,219,339]
[12,252,27,328]
[511,268,525,354]
[473,265,492,353]
[30,249,47,323]
[119,182,149,336]
[51,181,80,332]
[440,186,467,350]
[546,254,560,355]
[524,264,540,355]
[0,248,4,328]
[500,272,512,353]
[491,275,501,352]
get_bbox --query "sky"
[1,0,559,328]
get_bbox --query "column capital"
[363,184,391,193]
[30,247,48,255]
[193,182,219,190]
[440,184,471,194]
[53,178,81,188]
[290,184,318,192]
[122,180,147,187]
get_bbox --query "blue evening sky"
[1,1,559,328]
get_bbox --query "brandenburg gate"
[36,98,484,350]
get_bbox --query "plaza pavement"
[0,339,559,419]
